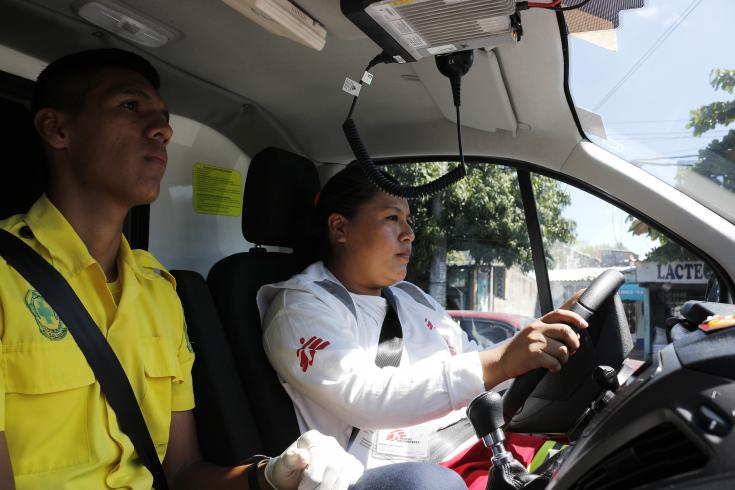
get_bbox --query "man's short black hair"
[31,48,160,117]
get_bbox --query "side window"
[534,176,716,360]
[383,162,560,347]
[382,162,722,357]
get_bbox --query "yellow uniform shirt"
[0,195,195,489]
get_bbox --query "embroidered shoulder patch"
[25,289,68,341]
[296,336,330,372]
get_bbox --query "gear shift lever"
[467,392,550,490]
[467,391,514,466]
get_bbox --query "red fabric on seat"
[440,433,547,489]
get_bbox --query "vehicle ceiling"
[0,0,581,167]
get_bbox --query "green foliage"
[687,69,735,136]
[382,162,576,285]
[687,68,735,192]
[635,68,734,262]
[627,217,698,262]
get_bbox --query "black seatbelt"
[374,288,403,368]
[346,287,403,450]
[0,229,169,490]
[345,288,473,461]
[518,169,554,315]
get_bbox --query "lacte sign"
[637,262,708,284]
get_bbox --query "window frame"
[375,11,732,304]
[379,156,733,304]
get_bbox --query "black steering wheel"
[502,269,625,423]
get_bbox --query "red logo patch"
[424,318,434,330]
[386,429,407,441]
[297,336,330,372]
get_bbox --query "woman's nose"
[402,223,415,242]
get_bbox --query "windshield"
[568,0,735,224]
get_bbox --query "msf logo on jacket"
[385,430,407,441]
[297,336,330,372]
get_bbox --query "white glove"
[265,430,365,490]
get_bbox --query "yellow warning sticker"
[192,163,242,216]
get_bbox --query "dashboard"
[546,304,735,489]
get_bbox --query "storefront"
[636,261,709,355]
[618,283,649,358]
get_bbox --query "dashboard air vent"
[571,423,707,489]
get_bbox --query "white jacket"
[258,261,497,467]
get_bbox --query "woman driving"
[257,164,587,470]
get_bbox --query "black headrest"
[0,97,45,220]
[242,147,320,248]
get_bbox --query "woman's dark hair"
[311,163,397,261]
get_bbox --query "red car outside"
[448,311,533,349]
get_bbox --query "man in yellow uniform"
[0,48,467,490]
[0,49,367,490]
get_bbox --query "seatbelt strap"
[346,287,403,450]
[518,169,554,315]
[374,288,403,368]
[345,288,472,460]
[0,229,169,490]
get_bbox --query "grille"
[571,423,708,489]
[392,0,515,46]
[364,0,517,59]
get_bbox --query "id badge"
[372,427,430,460]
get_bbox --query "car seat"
[0,97,44,220]
[171,269,264,465]
[208,147,321,455]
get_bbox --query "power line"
[605,118,692,125]
[630,160,696,167]
[613,130,728,137]
[613,135,727,141]
[634,154,699,160]
[628,152,701,161]
[593,0,703,111]
[627,150,699,162]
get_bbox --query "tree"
[381,162,576,301]
[629,68,734,262]
[686,68,735,192]
[627,217,698,262]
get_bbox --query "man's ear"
[327,213,349,244]
[33,108,70,150]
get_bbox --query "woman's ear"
[327,213,349,244]
[34,108,70,150]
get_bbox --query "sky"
[562,0,733,257]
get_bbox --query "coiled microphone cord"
[342,52,467,199]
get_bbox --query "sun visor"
[411,48,517,134]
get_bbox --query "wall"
[149,114,253,276]
[492,265,539,317]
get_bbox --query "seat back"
[172,269,264,464]
[0,97,45,220]
[208,147,321,455]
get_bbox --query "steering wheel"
[502,269,625,423]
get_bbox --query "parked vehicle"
[448,310,532,348]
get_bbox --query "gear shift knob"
[467,392,514,466]
[468,391,505,437]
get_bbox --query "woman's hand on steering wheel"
[479,309,589,390]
